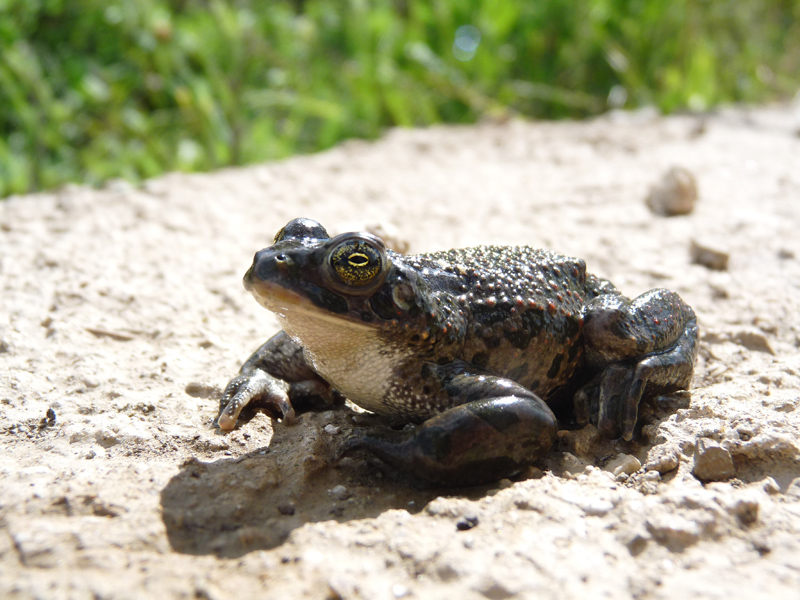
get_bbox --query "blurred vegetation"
[1,0,798,197]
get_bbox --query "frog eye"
[327,234,388,289]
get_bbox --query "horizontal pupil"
[348,252,370,267]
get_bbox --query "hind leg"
[340,370,557,486]
[574,289,698,440]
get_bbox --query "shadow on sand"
[160,390,694,558]
[160,407,496,558]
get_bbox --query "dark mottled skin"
[218,219,698,485]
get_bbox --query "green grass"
[1,0,798,197]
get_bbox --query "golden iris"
[330,241,382,285]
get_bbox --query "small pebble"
[277,502,296,516]
[39,408,57,428]
[692,438,735,481]
[646,514,701,550]
[726,498,759,525]
[328,485,350,501]
[392,583,410,598]
[184,382,220,398]
[203,437,230,452]
[786,478,800,499]
[475,578,515,600]
[642,470,661,482]
[84,445,106,460]
[762,477,780,495]
[80,374,101,389]
[606,453,641,476]
[645,445,680,474]
[625,532,650,556]
[731,329,774,355]
[690,240,729,271]
[456,515,479,531]
[578,498,614,517]
[646,166,698,216]
[561,451,589,475]
[324,424,341,435]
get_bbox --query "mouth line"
[247,280,375,329]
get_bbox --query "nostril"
[253,251,292,281]
[274,253,293,268]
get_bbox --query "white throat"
[277,309,408,414]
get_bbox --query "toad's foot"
[217,331,337,430]
[574,289,699,440]
[340,372,557,486]
[217,369,295,430]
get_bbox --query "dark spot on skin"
[565,315,581,339]
[420,363,440,381]
[471,352,489,368]
[482,334,502,350]
[547,353,564,379]
[507,363,529,383]
[610,317,629,339]
[567,339,582,362]
[417,426,453,461]
[473,308,508,350]
[503,307,546,349]
[370,286,403,320]
[308,287,348,314]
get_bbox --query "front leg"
[574,289,699,440]
[340,367,557,486]
[218,331,336,430]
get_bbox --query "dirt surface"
[2,105,800,599]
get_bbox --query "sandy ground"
[2,105,800,599]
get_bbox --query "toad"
[218,219,697,485]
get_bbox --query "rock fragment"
[726,497,759,525]
[474,577,515,600]
[761,477,781,495]
[787,478,800,499]
[690,239,729,270]
[606,453,641,477]
[645,514,702,551]
[731,329,774,354]
[184,381,220,398]
[277,501,296,516]
[646,166,698,216]
[327,485,350,501]
[645,444,680,474]
[692,438,735,481]
[456,515,479,531]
